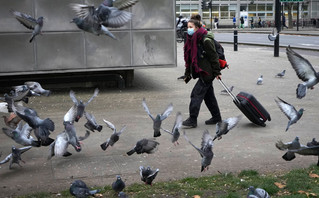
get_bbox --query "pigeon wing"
[117,125,126,136]
[293,145,319,156]
[70,3,95,19]
[78,130,90,141]
[64,104,77,123]
[275,97,298,120]
[183,131,205,156]
[172,112,182,132]
[201,129,214,149]
[10,10,37,30]
[142,98,154,120]
[147,169,159,178]
[106,8,132,28]
[225,116,241,131]
[142,139,159,153]
[286,46,317,82]
[21,123,33,139]
[103,119,116,133]
[19,146,32,154]
[69,90,79,105]
[86,88,99,104]
[0,153,12,165]
[160,103,173,121]
[275,140,293,151]
[2,127,14,138]
[114,0,139,10]
[161,127,173,135]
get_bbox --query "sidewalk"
[0,42,319,197]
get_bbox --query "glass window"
[240,4,247,11]
[257,4,265,11]
[190,4,199,12]
[230,11,236,18]
[181,4,190,12]
[176,5,180,13]
[220,5,229,12]
[258,13,265,17]
[212,5,219,12]
[221,11,229,19]
[229,4,236,11]
[266,4,273,11]
[248,13,256,17]
[266,13,273,17]
[248,4,256,11]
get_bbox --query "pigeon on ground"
[139,166,159,185]
[70,180,101,198]
[257,75,263,85]
[2,113,22,129]
[183,130,214,172]
[12,104,55,146]
[220,85,234,95]
[84,112,103,132]
[275,97,304,132]
[112,175,126,192]
[142,98,173,137]
[0,145,32,169]
[2,122,40,147]
[67,88,99,122]
[286,45,319,99]
[275,70,286,78]
[24,81,51,96]
[268,27,278,41]
[48,123,90,159]
[276,137,319,166]
[127,139,160,156]
[10,10,44,43]
[162,112,182,146]
[247,186,270,198]
[100,119,126,151]
[213,116,241,141]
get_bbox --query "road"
[214,32,319,50]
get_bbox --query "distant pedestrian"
[258,17,262,28]
[240,16,244,29]
[232,16,236,29]
[214,17,218,29]
[250,17,254,29]
[282,15,288,29]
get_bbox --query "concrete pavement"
[1,40,319,197]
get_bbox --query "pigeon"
[220,85,234,95]
[142,98,173,137]
[0,145,32,169]
[0,90,30,112]
[286,45,319,99]
[268,27,278,41]
[67,88,99,122]
[126,138,160,156]
[183,130,214,172]
[70,180,101,198]
[2,113,22,129]
[275,70,286,78]
[48,123,90,159]
[139,166,159,185]
[275,97,304,132]
[247,186,270,198]
[24,81,51,96]
[12,103,55,146]
[257,75,263,85]
[2,122,41,147]
[161,111,182,146]
[10,10,44,43]
[11,85,41,98]
[276,137,319,166]
[84,112,103,132]
[100,119,126,151]
[112,175,125,192]
[213,116,241,141]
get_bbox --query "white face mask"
[187,28,195,36]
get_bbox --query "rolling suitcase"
[218,79,271,127]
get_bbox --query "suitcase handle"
[218,79,240,104]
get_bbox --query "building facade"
[176,0,319,27]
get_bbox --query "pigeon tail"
[282,152,296,161]
[29,35,35,43]
[154,131,161,138]
[96,125,103,132]
[41,137,55,146]
[100,142,109,151]
[22,97,29,104]
[101,25,117,40]
[127,149,135,156]
[296,83,307,99]
[31,140,41,147]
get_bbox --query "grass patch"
[16,164,319,198]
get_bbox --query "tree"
[287,3,293,28]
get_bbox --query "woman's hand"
[216,75,222,80]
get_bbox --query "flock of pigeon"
[10,0,139,42]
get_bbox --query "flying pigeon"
[0,89,30,112]
[24,81,51,96]
[183,130,214,172]
[100,119,126,151]
[220,85,234,95]
[275,97,304,132]
[48,123,90,159]
[112,175,126,192]
[2,122,40,147]
[12,103,55,146]
[67,88,99,123]
[139,166,159,185]
[286,45,319,99]
[3,113,22,129]
[257,75,263,85]
[275,70,286,78]
[10,10,44,43]
[11,85,40,98]
[84,112,103,132]
[276,137,319,166]
[268,27,278,41]
[0,145,32,169]
[247,186,270,198]
[69,180,101,198]
[142,98,173,137]
[126,138,160,156]
[213,116,241,141]
[161,111,182,146]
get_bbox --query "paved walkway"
[0,37,319,197]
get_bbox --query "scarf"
[184,27,208,75]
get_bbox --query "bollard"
[234,30,238,51]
